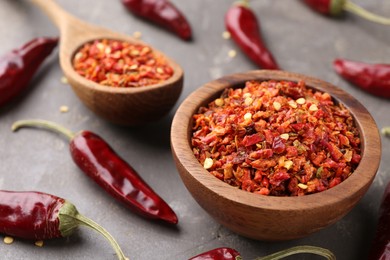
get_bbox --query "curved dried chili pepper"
[12,119,178,225]
[189,247,242,260]
[189,245,336,260]
[0,190,128,260]
[0,37,58,107]
[302,0,390,25]
[121,0,192,41]
[333,59,390,99]
[225,0,279,70]
[368,181,390,260]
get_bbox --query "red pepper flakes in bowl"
[72,39,174,87]
[191,80,362,196]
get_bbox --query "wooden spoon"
[31,0,184,126]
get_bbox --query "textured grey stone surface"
[0,0,389,259]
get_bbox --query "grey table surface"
[0,0,389,259]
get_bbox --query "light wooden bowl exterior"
[32,0,183,126]
[171,70,381,241]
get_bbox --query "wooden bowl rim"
[171,70,381,211]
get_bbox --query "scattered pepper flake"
[228,50,237,58]
[382,127,390,137]
[59,105,69,113]
[222,31,231,39]
[60,76,68,84]
[3,236,14,244]
[133,31,142,39]
[35,240,44,247]
[191,80,361,196]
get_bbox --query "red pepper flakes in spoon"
[72,39,174,87]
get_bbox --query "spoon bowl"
[31,0,183,125]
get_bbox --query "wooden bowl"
[171,70,381,241]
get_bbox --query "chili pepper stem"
[59,201,128,260]
[11,119,75,140]
[344,1,390,25]
[256,245,336,260]
[238,0,249,7]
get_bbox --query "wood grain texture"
[171,70,381,241]
[31,0,183,126]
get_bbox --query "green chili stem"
[255,246,336,260]
[382,127,390,137]
[11,119,75,140]
[344,1,390,25]
[64,212,129,260]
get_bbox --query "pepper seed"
[3,236,14,244]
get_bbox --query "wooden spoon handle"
[30,0,74,30]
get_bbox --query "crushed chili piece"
[72,39,174,87]
[191,80,361,196]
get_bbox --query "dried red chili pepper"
[121,0,192,41]
[368,181,390,260]
[333,59,390,99]
[0,190,128,260]
[225,0,279,70]
[189,246,336,260]
[12,119,178,225]
[189,247,242,260]
[302,0,390,25]
[0,37,58,107]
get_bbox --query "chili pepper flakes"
[191,80,362,196]
[72,39,174,88]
